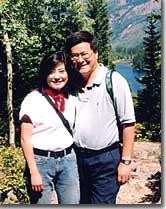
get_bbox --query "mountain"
[109,0,161,50]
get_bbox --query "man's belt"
[73,142,120,156]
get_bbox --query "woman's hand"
[31,171,44,192]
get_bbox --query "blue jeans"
[24,149,80,204]
[75,145,121,204]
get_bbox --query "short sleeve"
[19,91,41,124]
[112,71,136,124]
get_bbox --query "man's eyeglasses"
[70,51,93,61]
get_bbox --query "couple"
[19,31,136,204]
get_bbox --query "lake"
[115,62,144,94]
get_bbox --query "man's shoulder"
[99,63,108,72]
[100,64,125,80]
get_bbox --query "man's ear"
[95,50,98,60]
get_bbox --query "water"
[115,62,144,94]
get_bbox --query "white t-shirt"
[19,90,76,151]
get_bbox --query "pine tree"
[136,13,161,141]
[85,0,112,67]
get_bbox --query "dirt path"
[116,142,161,204]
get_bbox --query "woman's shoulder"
[22,89,42,103]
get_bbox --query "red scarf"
[44,88,65,112]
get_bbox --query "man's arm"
[118,122,135,184]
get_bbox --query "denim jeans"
[24,149,80,204]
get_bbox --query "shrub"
[135,123,152,142]
[0,144,29,204]
[0,136,8,148]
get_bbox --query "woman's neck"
[44,87,61,95]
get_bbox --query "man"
[65,31,136,204]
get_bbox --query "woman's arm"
[20,114,43,192]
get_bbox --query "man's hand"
[117,162,132,185]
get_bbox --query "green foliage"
[135,123,152,142]
[86,0,112,67]
[135,12,161,141]
[132,45,145,70]
[0,136,8,148]
[112,45,144,66]
[0,144,29,203]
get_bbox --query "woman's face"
[46,62,68,92]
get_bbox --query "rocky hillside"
[109,0,161,49]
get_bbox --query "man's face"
[70,42,98,78]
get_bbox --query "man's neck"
[83,65,100,88]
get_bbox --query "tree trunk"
[4,32,15,145]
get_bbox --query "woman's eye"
[59,69,65,73]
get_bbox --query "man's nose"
[77,55,84,62]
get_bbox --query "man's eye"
[82,52,88,56]
[71,54,78,58]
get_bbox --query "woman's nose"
[51,72,60,79]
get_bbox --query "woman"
[19,51,80,204]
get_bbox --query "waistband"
[73,142,120,157]
[33,145,73,158]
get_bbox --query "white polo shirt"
[19,90,76,151]
[73,65,136,150]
